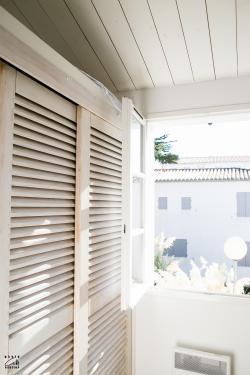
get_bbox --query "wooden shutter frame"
[0,62,16,374]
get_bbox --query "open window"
[121,98,154,309]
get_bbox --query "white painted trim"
[120,74,250,120]
[121,98,152,311]
[0,62,16,373]
[121,97,133,310]
[0,6,122,128]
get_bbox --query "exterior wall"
[133,289,250,375]
[155,180,250,277]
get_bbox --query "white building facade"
[155,157,250,277]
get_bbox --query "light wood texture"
[0,0,247,91]
[0,62,16,374]
[8,70,77,373]
[176,0,215,81]
[65,0,134,91]
[206,0,237,78]
[119,0,173,87]
[237,0,250,76]
[147,0,193,84]
[75,107,91,375]
[39,0,116,92]
[13,0,79,67]
[88,114,127,375]
[0,6,122,127]
[93,0,153,89]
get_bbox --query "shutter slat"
[15,112,76,146]
[10,264,74,292]
[13,145,75,169]
[13,155,75,176]
[11,207,75,218]
[90,142,122,161]
[8,77,76,374]
[14,134,76,161]
[11,216,75,229]
[10,271,73,302]
[14,125,76,154]
[91,127,122,149]
[12,175,75,191]
[13,165,75,184]
[15,94,76,131]
[10,232,75,250]
[11,197,75,208]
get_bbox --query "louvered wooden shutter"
[87,114,127,375]
[7,71,77,374]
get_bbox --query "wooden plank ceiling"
[0,0,249,93]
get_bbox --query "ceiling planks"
[39,0,116,92]
[147,0,193,85]
[0,0,249,92]
[64,0,134,91]
[176,0,215,81]
[119,0,173,87]
[236,0,250,76]
[0,0,32,30]
[92,0,154,89]
[12,0,79,67]
[206,0,237,79]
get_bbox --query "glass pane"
[131,116,144,174]
[132,177,143,229]
[132,234,144,283]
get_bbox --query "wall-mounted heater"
[173,347,231,375]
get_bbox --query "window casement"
[181,197,192,210]
[158,197,168,209]
[237,192,250,217]
[122,98,154,309]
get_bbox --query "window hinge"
[123,224,126,234]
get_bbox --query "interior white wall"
[133,288,250,375]
[120,74,250,119]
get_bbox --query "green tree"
[154,134,178,164]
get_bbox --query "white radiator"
[173,347,231,375]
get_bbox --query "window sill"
[147,285,250,304]
[129,282,151,308]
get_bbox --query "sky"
[153,120,250,158]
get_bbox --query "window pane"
[131,116,143,174]
[132,234,144,283]
[132,177,143,229]
[237,192,246,217]
[158,197,168,210]
[166,239,188,257]
[181,197,191,210]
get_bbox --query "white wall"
[155,180,250,277]
[120,74,250,119]
[133,288,250,375]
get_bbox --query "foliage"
[154,134,179,164]
[154,252,165,272]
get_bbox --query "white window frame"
[121,97,154,309]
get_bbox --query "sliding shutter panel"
[88,114,127,375]
[8,72,77,374]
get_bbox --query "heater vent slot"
[174,348,230,375]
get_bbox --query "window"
[122,98,153,309]
[181,197,191,210]
[239,242,250,266]
[158,197,167,209]
[237,192,250,217]
[165,239,188,257]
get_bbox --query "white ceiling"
[1,0,250,93]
